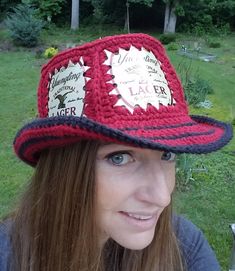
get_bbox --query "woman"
[0,33,233,271]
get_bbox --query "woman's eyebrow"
[97,144,136,154]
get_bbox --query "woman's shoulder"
[173,215,221,271]
[173,215,203,243]
[0,219,12,271]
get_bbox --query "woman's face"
[95,143,176,250]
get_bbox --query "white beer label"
[48,59,88,117]
[104,46,175,113]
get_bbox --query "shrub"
[176,154,195,191]
[192,24,207,37]
[206,38,221,48]
[177,60,214,107]
[5,4,44,47]
[159,33,177,45]
[184,77,214,106]
[167,42,179,51]
[208,41,221,48]
[44,47,58,58]
[206,37,221,48]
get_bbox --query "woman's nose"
[135,165,172,208]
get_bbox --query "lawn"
[0,25,234,270]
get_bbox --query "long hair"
[10,141,185,271]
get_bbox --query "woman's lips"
[119,211,159,231]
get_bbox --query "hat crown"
[38,34,188,126]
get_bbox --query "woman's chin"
[112,230,155,250]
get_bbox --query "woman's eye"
[161,151,176,162]
[106,152,134,166]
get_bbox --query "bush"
[184,77,214,106]
[208,41,221,48]
[44,47,58,58]
[5,4,44,47]
[176,154,195,191]
[177,60,214,107]
[167,42,179,51]
[206,37,221,48]
[159,33,177,45]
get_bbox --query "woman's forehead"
[97,142,165,155]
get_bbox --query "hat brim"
[13,115,233,166]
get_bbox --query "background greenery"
[0,22,235,271]
[1,0,235,33]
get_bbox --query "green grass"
[174,151,235,269]
[0,26,235,270]
[168,34,235,270]
[39,24,128,48]
[0,51,37,216]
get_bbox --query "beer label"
[104,46,175,113]
[48,59,88,117]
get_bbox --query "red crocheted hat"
[14,33,233,166]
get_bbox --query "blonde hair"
[10,141,185,271]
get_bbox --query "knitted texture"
[13,33,233,166]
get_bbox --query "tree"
[163,0,185,33]
[21,0,66,22]
[177,0,235,33]
[67,0,235,33]
[5,3,44,47]
[71,0,80,30]
[163,0,176,33]
[83,0,154,29]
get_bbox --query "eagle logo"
[55,91,73,109]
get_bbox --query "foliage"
[178,0,235,35]
[44,47,58,58]
[1,0,235,34]
[174,2,185,17]
[176,154,195,191]
[82,0,106,23]
[206,36,221,48]
[176,59,214,106]
[176,150,235,195]
[159,33,177,44]
[83,0,155,25]
[208,41,221,48]
[0,0,21,20]
[128,0,154,7]
[22,0,66,22]
[5,4,44,47]
[167,42,179,51]
[232,118,235,126]
[82,0,157,26]
[184,77,214,106]
[176,150,235,191]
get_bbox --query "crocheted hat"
[14,33,233,166]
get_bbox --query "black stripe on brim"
[14,115,233,166]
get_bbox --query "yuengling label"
[104,46,175,113]
[48,59,88,117]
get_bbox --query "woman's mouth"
[119,211,159,231]
[125,212,153,220]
